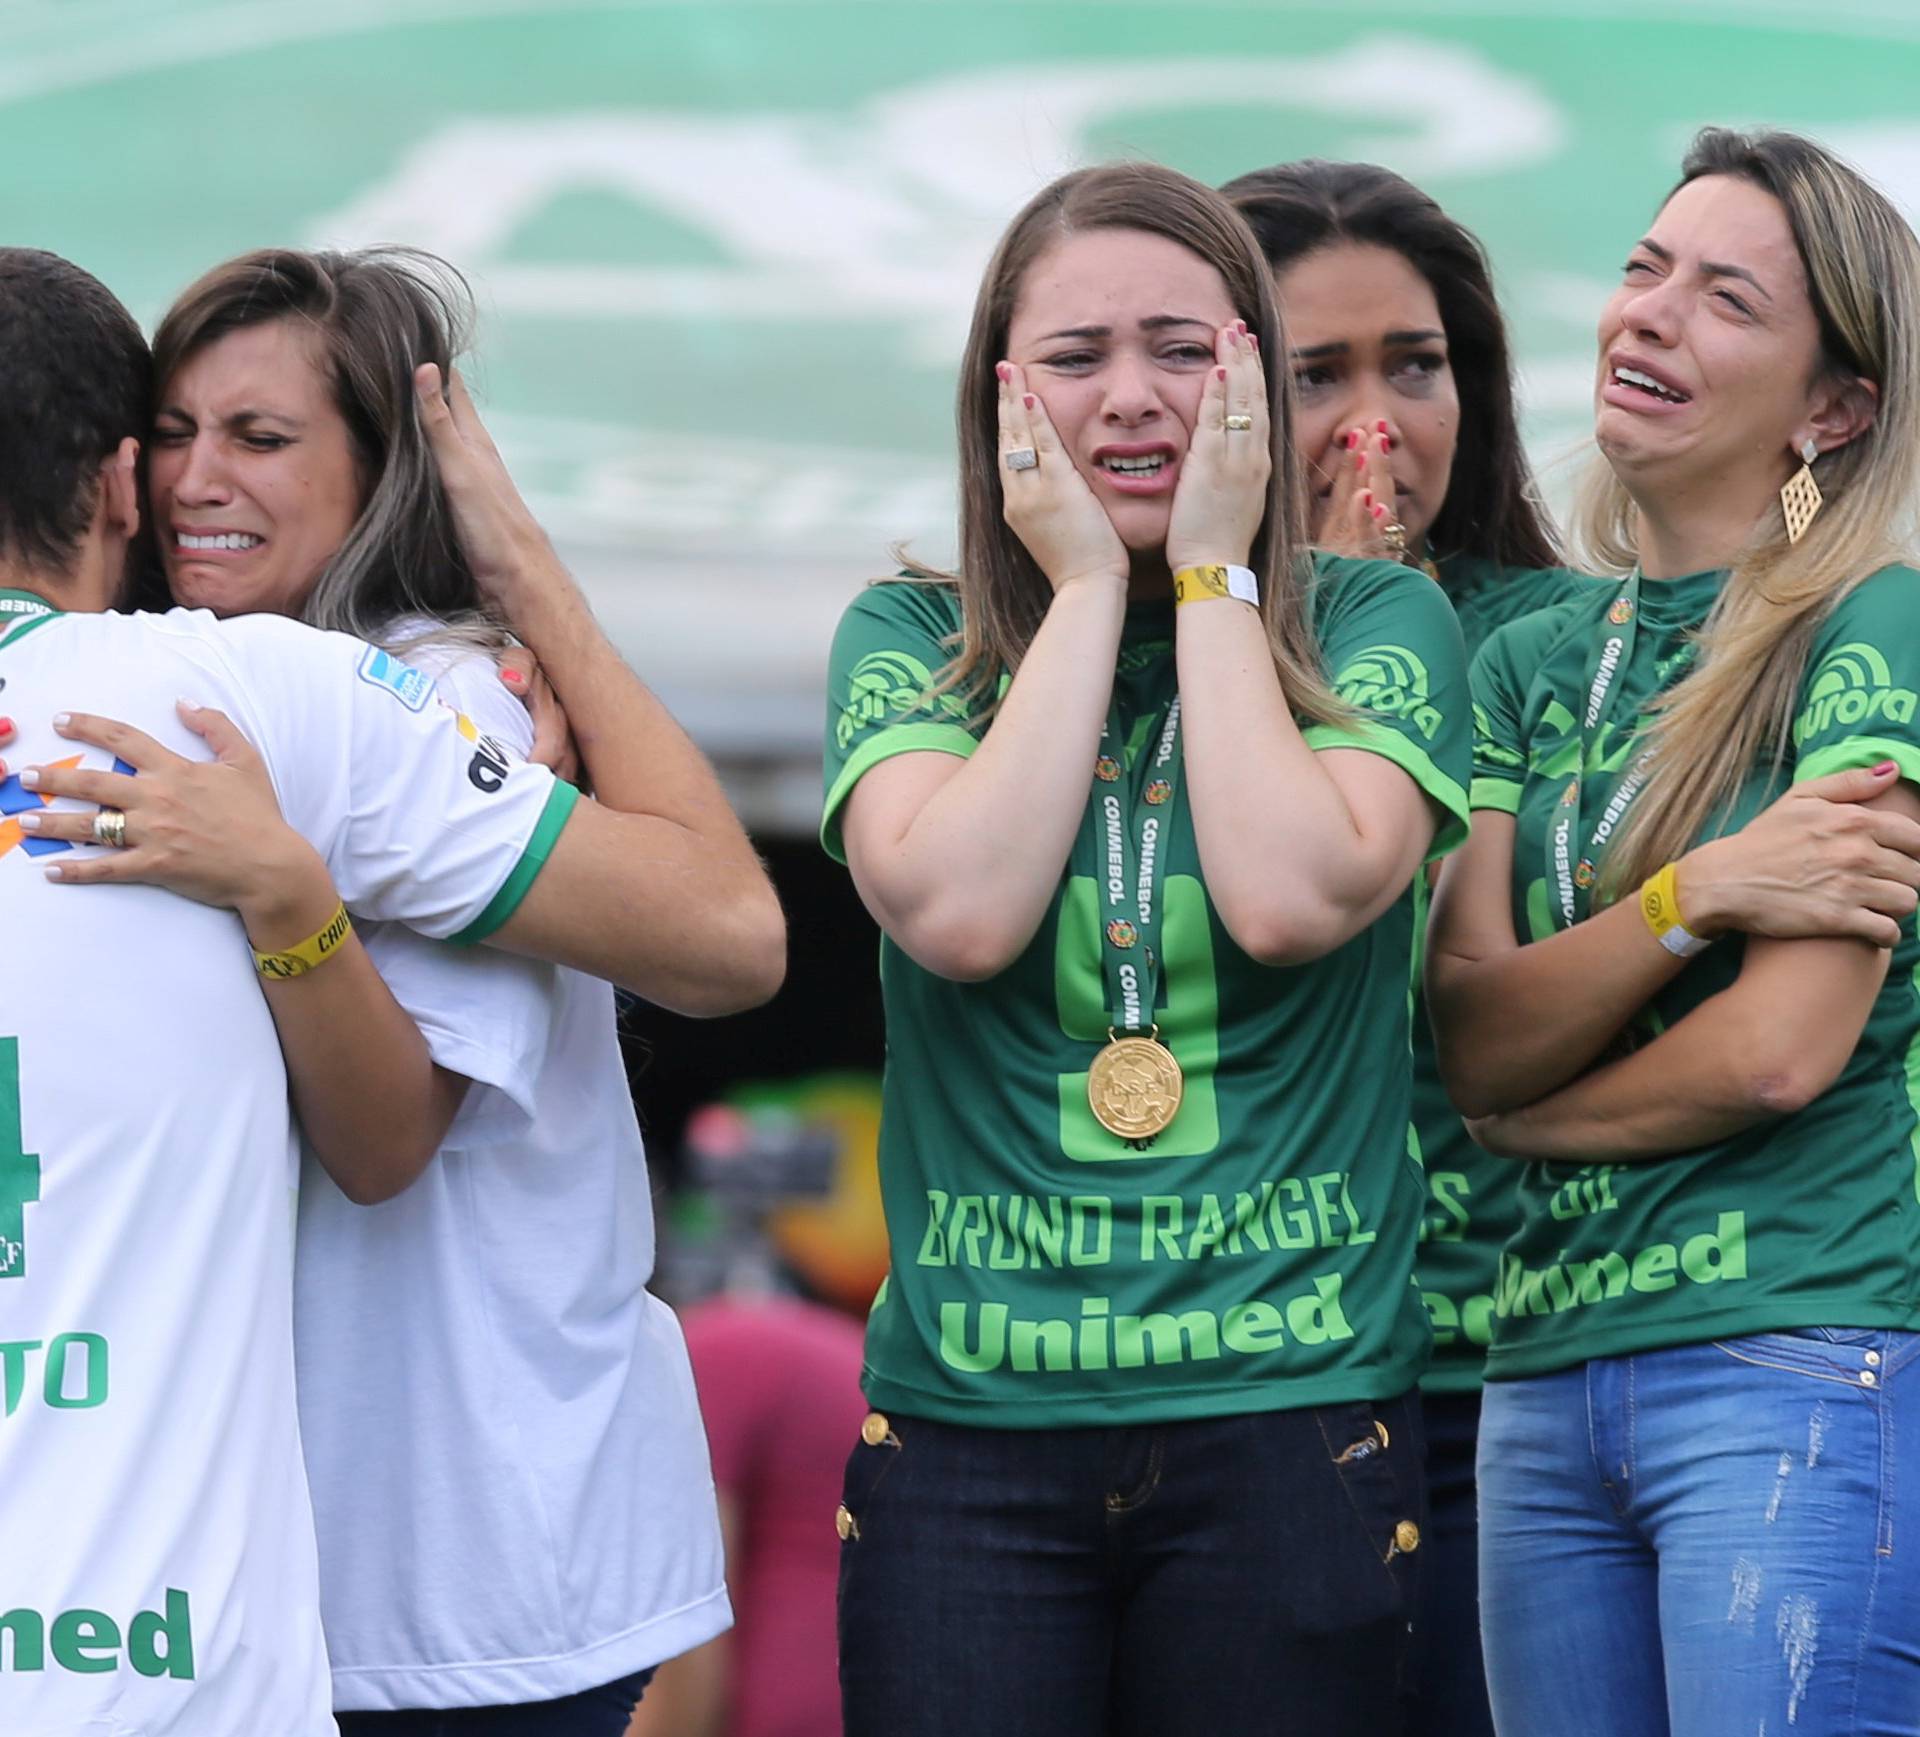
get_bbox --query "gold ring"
[1224,414,1253,433]
[1381,518,1409,558]
[92,807,128,849]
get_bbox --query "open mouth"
[175,531,264,552]
[1610,365,1691,406]
[1099,453,1170,479]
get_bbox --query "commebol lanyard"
[1083,689,1185,1142]
[1544,572,1652,928]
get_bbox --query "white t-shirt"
[293,644,729,1710]
[0,603,575,1736]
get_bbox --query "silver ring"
[92,807,128,849]
[1003,447,1039,472]
[1224,414,1253,433]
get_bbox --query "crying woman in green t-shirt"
[824,163,1470,1735]
[1429,129,1920,1736]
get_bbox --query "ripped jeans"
[1477,1330,1920,1736]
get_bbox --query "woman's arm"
[24,706,466,1202]
[1463,779,1920,1159]
[413,365,783,1016]
[838,360,1135,979]
[1177,600,1438,962]
[1428,765,1920,1118]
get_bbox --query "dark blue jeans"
[334,1669,654,1736]
[1406,1388,1495,1737]
[1480,1330,1920,1735]
[838,1395,1426,1737]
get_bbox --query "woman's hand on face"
[498,648,583,786]
[997,361,1128,594]
[1164,322,1271,576]
[1677,762,1920,947]
[1312,423,1402,561]
[413,363,558,605]
[19,706,331,931]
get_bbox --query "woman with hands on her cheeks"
[21,248,769,1734]
[1427,130,1920,1735]
[824,163,1470,1737]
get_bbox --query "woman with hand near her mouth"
[824,161,1470,1736]
[1223,156,1577,1737]
[1428,129,1920,1734]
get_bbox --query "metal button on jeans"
[1394,1520,1420,1554]
[861,1411,891,1447]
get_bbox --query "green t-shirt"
[821,560,1471,1426]
[1413,557,1596,1395]
[1470,561,1920,1380]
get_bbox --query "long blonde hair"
[905,162,1345,727]
[1581,129,1920,896]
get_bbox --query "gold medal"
[1087,1033,1184,1140]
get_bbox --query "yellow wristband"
[1173,564,1259,607]
[254,903,353,980]
[1638,863,1711,958]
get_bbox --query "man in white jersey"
[0,250,783,1736]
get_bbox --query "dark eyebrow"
[1038,314,1215,341]
[1635,237,1769,301]
[1702,260,1772,301]
[1384,328,1446,345]
[1290,340,1347,360]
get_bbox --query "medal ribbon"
[1544,572,1649,927]
[1087,690,1183,1039]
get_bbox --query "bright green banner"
[3,1,1914,822]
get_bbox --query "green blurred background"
[6,0,1918,828]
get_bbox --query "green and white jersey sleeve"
[1304,556,1472,857]
[820,566,1469,1430]
[1482,564,1920,1378]
[0,605,576,1734]
[821,579,978,863]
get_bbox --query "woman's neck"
[1129,549,1174,603]
[1627,468,1779,580]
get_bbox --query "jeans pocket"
[837,1411,911,1543]
[1315,1396,1426,1569]
[1712,1325,1887,1388]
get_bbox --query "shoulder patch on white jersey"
[357,644,436,712]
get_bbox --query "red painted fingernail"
[1376,419,1389,434]
[996,361,1012,382]
[1361,490,1374,506]
[1248,333,1259,353]
[0,717,12,735]
[1235,319,1248,334]
[1372,503,1388,520]
[1379,433,1393,453]
[1344,431,1358,451]
[1216,367,1227,381]
[501,668,525,689]
[1353,450,1367,471]
[1874,760,1898,775]
[1023,394,1035,409]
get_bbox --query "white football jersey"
[0,599,575,1735]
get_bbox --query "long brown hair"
[910,162,1345,727]
[1578,129,1920,895]
[152,246,504,651]
[1223,158,1559,576]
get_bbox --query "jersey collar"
[0,588,61,651]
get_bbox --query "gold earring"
[1781,437,1823,544]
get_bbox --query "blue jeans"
[333,1669,654,1736]
[1478,1330,1920,1736]
[838,1396,1426,1737]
